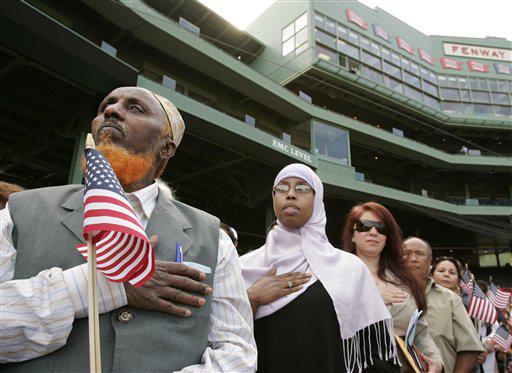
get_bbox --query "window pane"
[441,101,461,113]
[401,57,411,71]
[492,92,509,104]
[472,91,490,103]
[384,75,403,93]
[448,76,458,88]
[381,47,391,61]
[337,39,359,59]
[296,41,309,55]
[410,62,419,76]
[282,23,294,42]
[479,78,489,91]
[420,67,429,81]
[438,75,449,87]
[360,36,370,50]
[391,53,400,66]
[325,18,336,34]
[494,106,512,117]
[440,88,460,100]
[337,24,348,40]
[429,72,437,84]
[383,61,401,78]
[404,71,421,88]
[497,80,507,92]
[295,13,308,32]
[489,79,498,91]
[316,46,338,63]
[424,94,440,109]
[404,85,423,102]
[474,104,491,116]
[295,27,308,47]
[362,51,381,69]
[282,38,294,56]
[462,103,473,115]
[316,29,336,49]
[458,77,468,89]
[371,42,380,55]
[314,121,350,164]
[361,65,382,84]
[348,30,359,44]
[469,78,478,90]
[423,81,438,97]
[460,89,471,101]
[314,13,324,29]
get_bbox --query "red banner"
[396,36,414,55]
[345,9,368,30]
[467,60,490,73]
[440,57,463,70]
[418,48,435,65]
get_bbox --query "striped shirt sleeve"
[0,204,127,363]
[180,229,257,372]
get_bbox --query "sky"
[199,0,512,41]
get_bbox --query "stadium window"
[441,101,461,113]
[401,57,411,72]
[337,24,348,40]
[420,67,429,81]
[316,46,338,64]
[494,105,512,117]
[383,75,403,93]
[337,39,359,59]
[371,42,380,56]
[489,79,499,91]
[348,30,359,45]
[383,61,401,79]
[404,85,423,102]
[314,13,324,29]
[423,94,440,109]
[423,81,438,97]
[429,71,437,84]
[492,92,509,105]
[404,71,421,89]
[479,78,490,91]
[245,114,256,127]
[313,121,350,165]
[162,75,176,91]
[469,77,479,90]
[100,41,117,57]
[462,103,473,115]
[360,36,371,50]
[381,47,391,61]
[440,88,459,100]
[473,104,491,116]
[472,90,491,103]
[282,12,309,57]
[438,75,448,87]
[496,80,508,92]
[324,17,336,35]
[448,76,458,88]
[460,89,471,101]
[316,29,336,49]
[362,51,381,69]
[391,52,401,66]
[458,77,468,89]
[410,62,419,76]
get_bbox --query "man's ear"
[160,137,176,160]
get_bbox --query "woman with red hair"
[342,202,443,373]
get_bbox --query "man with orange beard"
[0,87,257,372]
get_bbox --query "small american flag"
[487,282,511,310]
[459,269,473,295]
[493,324,512,351]
[467,281,497,324]
[76,148,154,287]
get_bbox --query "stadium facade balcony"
[0,0,510,266]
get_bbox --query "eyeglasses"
[352,219,387,235]
[273,184,313,194]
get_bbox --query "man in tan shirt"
[403,237,484,373]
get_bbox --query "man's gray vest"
[7,184,219,373]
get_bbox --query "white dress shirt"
[0,182,256,371]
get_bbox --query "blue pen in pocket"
[175,242,183,263]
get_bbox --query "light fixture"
[353,116,357,119]
[442,138,446,142]
[374,156,379,160]
[237,56,241,60]
[376,124,380,128]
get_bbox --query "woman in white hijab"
[240,164,399,372]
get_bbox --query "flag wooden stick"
[86,134,101,372]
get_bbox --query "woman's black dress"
[254,280,399,373]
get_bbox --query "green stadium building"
[1,1,511,280]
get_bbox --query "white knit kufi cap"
[148,90,185,147]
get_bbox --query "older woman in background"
[430,257,463,295]
[342,202,443,373]
[240,164,398,373]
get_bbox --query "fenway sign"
[443,43,511,62]
[418,48,435,65]
[345,9,368,29]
